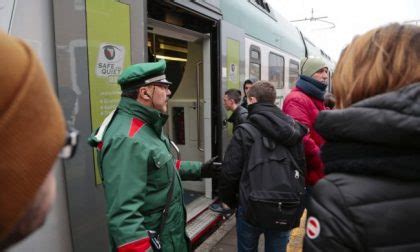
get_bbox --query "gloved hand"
[201,156,222,178]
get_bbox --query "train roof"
[219,0,335,67]
[220,0,306,58]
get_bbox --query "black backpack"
[238,122,306,230]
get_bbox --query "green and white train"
[1,0,333,251]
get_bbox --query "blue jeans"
[236,207,290,252]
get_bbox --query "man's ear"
[138,87,151,100]
[248,96,257,104]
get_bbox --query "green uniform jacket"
[92,97,202,252]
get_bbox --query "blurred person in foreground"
[304,23,420,251]
[0,30,67,250]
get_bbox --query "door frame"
[148,19,213,198]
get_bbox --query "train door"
[146,2,224,244]
[219,20,246,154]
[147,19,219,241]
[147,20,212,197]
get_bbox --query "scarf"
[296,75,327,101]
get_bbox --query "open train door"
[147,1,223,246]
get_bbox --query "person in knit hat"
[283,57,329,200]
[0,30,66,249]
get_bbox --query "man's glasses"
[58,128,79,159]
[153,84,170,91]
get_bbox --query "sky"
[266,0,420,61]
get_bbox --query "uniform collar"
[118,97,168,135]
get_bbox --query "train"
[1,0,334,251]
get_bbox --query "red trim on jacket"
[128,118,145,138]
[175,160,181,170]
[97,141,103,151]
[118,237,151,252]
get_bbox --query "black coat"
[241,96,248,109]
[219,103,307,209]
[304,83,420,251]
[227,105,248,130]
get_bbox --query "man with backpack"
[219,81,307,252]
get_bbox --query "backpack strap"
[238,122,277,150]
[237,122,260,142]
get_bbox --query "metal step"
[186,196,213,222]
[186,208,222,243]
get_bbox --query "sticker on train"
[96,43,125,79]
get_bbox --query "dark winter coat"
[219,102,307,209]
[241,96,248,109]
[283,77,328,186]
[304,83,420,251]
[227,105,248,130]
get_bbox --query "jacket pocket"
[246,191,304,230]
[148,152,172,189]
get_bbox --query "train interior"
[147,1,221,244]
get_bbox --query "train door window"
[148,33,188,95]
[289,59,299,88]
[249,45,261,80]
[268,52,285,88]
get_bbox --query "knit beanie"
[300,57,328,77]
[0,31,66,240]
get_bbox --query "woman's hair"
[333,23,420,108]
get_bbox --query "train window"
[289,59,299,88]
[249,45,261,81]
[269,52,285,89]
[249,0,275,19]
[148,33,187,95]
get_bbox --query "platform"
[197,211,307,251]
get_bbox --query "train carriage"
[1,0,333,251]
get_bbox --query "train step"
[186,197,223,244]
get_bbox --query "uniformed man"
[89,60,219,251]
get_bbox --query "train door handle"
[196,61,204,152]
[190,102,197,110]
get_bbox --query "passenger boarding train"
[1,0,333,251]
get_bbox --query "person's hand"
[201,156,221,178]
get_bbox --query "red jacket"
[283,87,327,186]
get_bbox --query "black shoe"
[210,203,233,216]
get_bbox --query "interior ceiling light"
[160,44,188,53]
[156,55,187,62]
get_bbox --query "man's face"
[148,84,171,113]
[312,67,329,84]
[223,95,234,111]
[0,171,56,250]
[244,83,253,96]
